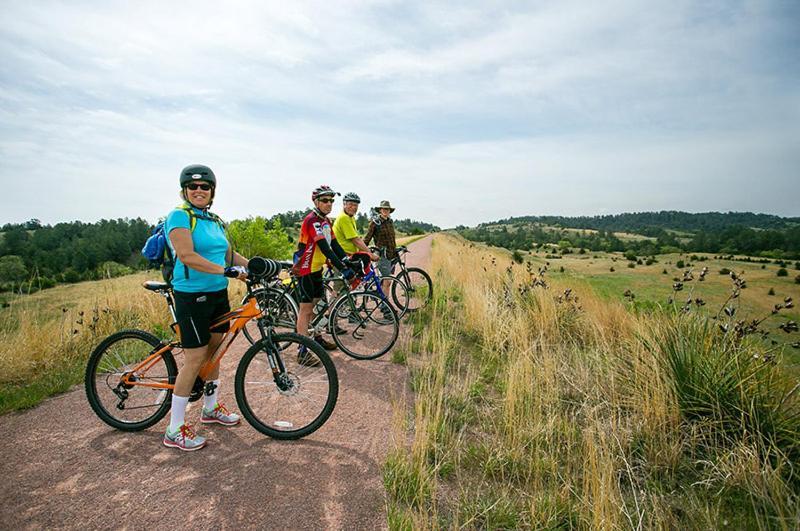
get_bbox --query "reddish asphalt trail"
[1,236,432,531]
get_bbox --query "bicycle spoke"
[236,333,337,439]
[85,331,177,431]
[331,292,398,360]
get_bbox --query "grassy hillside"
[0,237,429,413]
[0,272,249,413]
[528,250,800,366]
[385,234,799,529]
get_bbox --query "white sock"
[203,380,221,411]
[168,395,190,432]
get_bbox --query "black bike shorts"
[295,270,324,303]
[173,288,231,348]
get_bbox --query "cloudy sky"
[1,0,798,228]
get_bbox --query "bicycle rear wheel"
[242,287,299,345]
[235,333,338,440]
[330,292,399,360]
[85,329,177,431]
[396,267,433,311]
[373,275,410,319]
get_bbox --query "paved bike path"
[1,235,432,530]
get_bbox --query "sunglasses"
[317,198,335,204]
[186,183,213,191]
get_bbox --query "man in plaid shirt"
[364,200,397,282]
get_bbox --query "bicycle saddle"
[142,281,171,292]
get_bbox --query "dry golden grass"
[0,271,247,411]
[385,234,799,529]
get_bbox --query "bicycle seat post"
[162,290,179,331]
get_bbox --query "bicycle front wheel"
[235,333,338,440]
[396,267,433,311]
[242,287,299,345]
[85,329,177,431]
[330,292,399,360]
[375,275,410,319]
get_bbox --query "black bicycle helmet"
[180,164,217,188]
[343,192,361,203]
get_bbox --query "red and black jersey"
[294,210,336,276]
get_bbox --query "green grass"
[534,250,800,366]
[0,361,84,412]
[396,233,429,246]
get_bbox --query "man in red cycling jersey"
[294,185,356,363]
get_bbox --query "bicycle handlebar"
[246,257,289,281]
[369,245,408,255]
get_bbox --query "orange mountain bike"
[84,258,338,440]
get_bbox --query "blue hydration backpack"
[141,204,225,283]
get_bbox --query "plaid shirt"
[364,217,397,259]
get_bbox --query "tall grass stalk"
[385,234,800,529]
[0,272,213,412]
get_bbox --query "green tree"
[0,255,28,291]
[356,212,368,233]
[227,217,293,260]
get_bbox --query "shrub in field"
[676,260,685,268]
[37,277,56,290]
[768,288,775,296]
[643,316,800,474]
[796,275,800,285]
[777,268,788,277]
[96,261,133,279]
[719,267,731,275]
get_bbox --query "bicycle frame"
[119,287,275,391]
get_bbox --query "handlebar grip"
[247,257,282,279]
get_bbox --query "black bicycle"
[243,261,400,360]
[373,245,433,312]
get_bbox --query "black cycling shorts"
[173,288,231,348]
[295,270,323,303]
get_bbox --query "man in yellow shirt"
[333,192,379,262]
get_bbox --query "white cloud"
[1,0,798,228]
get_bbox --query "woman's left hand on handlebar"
[224,265,248,281]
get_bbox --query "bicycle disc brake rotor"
[275,372,300,396]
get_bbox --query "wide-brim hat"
[373,200,395,213]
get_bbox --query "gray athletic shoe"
[163,423,207,451]
[201,403,241,426]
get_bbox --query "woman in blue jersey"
[162,164,249,451]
